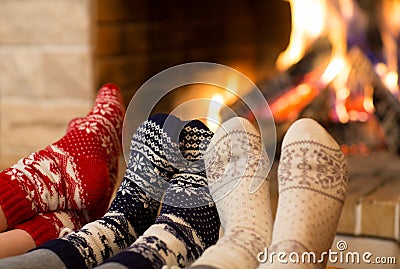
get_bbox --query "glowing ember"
[341,143,370,156]
[270,83,318,122]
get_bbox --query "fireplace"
[0,0,291,169]
[1,0,400,247]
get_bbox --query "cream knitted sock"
[191,117,273,269]
[261,118,348,269]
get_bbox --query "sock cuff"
[36,239,87,269]
[15,216,59,246]
[104,252,154,269]
[0,172,36,228]
[15,210,86,246]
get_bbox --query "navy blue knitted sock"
[35,114,185,269]
[98,120,220,269]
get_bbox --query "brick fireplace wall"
[94,0,290,108]
[0,0,94,170]
[0,0,290,170]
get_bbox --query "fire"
[206,94,224,132]
[321,57,347,85]
[271,56,351,123]
[273,0,400,124]
[330,57,351,123]
[276,0,327,71]
[270,83,318,122]
[374,63,399,96]
[206,0,398,131]
[382,71,399,94]
[363,86,374,113]
[275,0,357,123]
[379,0,400,95]
[206,76,240,132]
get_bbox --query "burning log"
[219,0,400,154]
[220,38,332,122]
[220,45,400,155]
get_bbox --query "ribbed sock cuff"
[103,252,154,269]
[0,172,36,228]
[36,239,87,269]
[15,215,60,246]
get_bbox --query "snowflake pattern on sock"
[37,114,184,269]
[99,120,220,269]
[266,118,348,269]
[191,117,273,269]
[0,84,124,228]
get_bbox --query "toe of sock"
[211,117,260,144]
[96,84,123,104]
[148,113,184,140]
[282,118,340,150]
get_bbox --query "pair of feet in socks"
[0,84,125,248]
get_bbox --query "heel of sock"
[72,158,111,213]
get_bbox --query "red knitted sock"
[66,117,85,132]
[0,84,124,228]
[15,209,88,247]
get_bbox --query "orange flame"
[274,0,384,124]
[276,0,327,71]
[379,0,400,95]
[206,76,240,132]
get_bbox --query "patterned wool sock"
[0,84,124,228]
[15,210,88,247]
[98,119,220,269]
[189,117,273,269]
[32,113,185,269]
[261,118,348,269]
